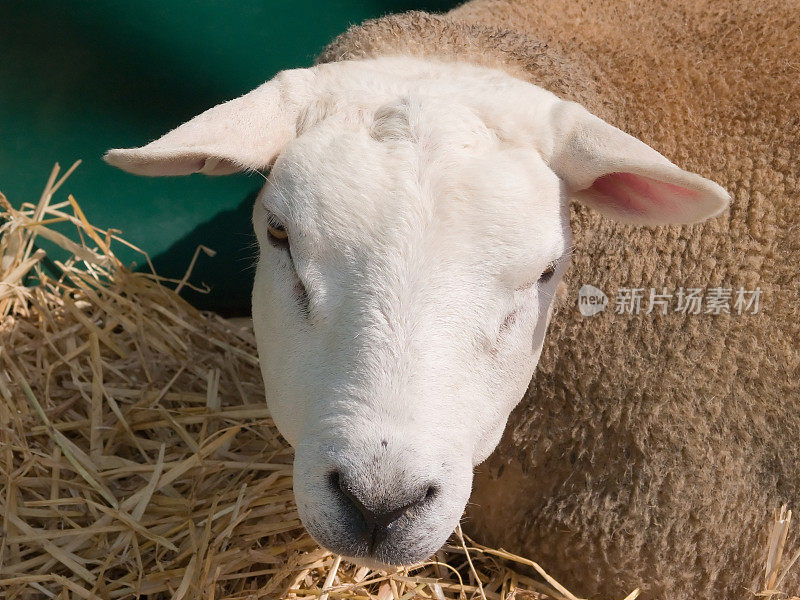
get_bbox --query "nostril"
[330,470,374,524]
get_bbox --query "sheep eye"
[539,261,557,284]
[267,214,289,247]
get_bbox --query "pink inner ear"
[589,172,701,216]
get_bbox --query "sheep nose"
[328,470,438,551]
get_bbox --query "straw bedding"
[0,164,794,600]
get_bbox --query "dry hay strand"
[0,163,793,600]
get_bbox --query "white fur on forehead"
[368,95,496,150]
[293,57,537,140]
[265,91,563,291]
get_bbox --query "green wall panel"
[1,0,458,314]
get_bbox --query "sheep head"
[105,56,729,567]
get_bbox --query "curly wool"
[319,2,800,598]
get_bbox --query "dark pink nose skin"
[328,470,439,553]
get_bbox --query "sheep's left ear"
[545,101,730,225]
[104,69,315,177]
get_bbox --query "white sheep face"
[104,57,729,567]
[251,98,569,563]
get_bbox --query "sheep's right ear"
[104,69,315,177]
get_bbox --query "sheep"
[105,0,799,597]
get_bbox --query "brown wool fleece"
[319,2,800,598]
